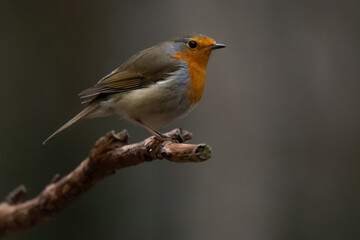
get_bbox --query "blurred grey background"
[1,1,360,239]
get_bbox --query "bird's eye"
[188,40,197,48]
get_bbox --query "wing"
[79,43,181,104]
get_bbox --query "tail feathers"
[43,104,100,145]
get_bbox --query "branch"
[0,129,211,238]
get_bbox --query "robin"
[43,33,225,144]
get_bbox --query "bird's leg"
[136,119,170,141]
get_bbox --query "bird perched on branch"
[43,33,225,144]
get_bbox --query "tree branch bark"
[0,129,211,238]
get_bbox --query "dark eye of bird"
[188,40,197,48]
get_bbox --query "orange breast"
[173,48,211,104]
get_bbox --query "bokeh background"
[1,1,360,239]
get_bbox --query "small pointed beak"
[210,43,226,50]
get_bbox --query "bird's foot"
[154,128,193,143]
[153,132,175,143]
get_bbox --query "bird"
[43,33,225,144]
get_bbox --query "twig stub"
[5,185,27,205]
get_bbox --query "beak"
[210,43,226,50]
